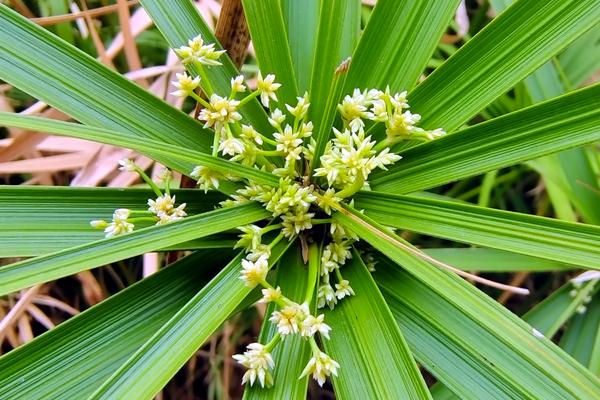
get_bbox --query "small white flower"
[240,256,269,287]
[103,209,133,238]
[301,314,331,339]
[269,303,309,336]
[170,72,200,98]
[104,219,134,238]
[235,224,263,251]
[300,350,340,387]
[268,108,286,128]
[232,343,274,387]
[247,244,272,262]
[90,220,108,228]
[335,280,355,300]
[156,203,187,225]
[191,165,223,193]
[118,158,137,172]
[285,93,310,119]
[231,75,247,93]
[198,94,242,131]
[257,72,281,107]
[274,125,303,155]
[240,124,263,145]
[147,194,176,216]
[317,188,341,215]
[281,212,314,237]
[113,208,131,220]
[219,138,245,157]
[259,286,282,303]
[176,35,226,66]
[317,283,337,309]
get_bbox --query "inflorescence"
[89,34,446,388]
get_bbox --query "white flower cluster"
[91,208,133,238]
[174,34,226,66]
[159,34,450,390]
[338,87,446,142]
[90,159,186,238]
[569,280,595,315]
[233,281,338,387]
[235,178,317,238]
[315,127,401,193]
[147,194,187,225]
[232,343,275,387]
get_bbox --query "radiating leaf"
[242,0,299,105]
[333,207,600,399]
[344,0,460,92]
[281,0,320,92]
[0,5,209,173]
[244,242,310,399]
[355,191,600,269]
[307,0,360,170]
[0,203,269,296]
[0,113,278,186]
[322,250,431,399]
[90,241,292,400]
[139,0,271,133]
[409,0,600,131]
[371,83,600,193]
[424,248,572,272]
[0,186,231,256]
[0,250,232,400]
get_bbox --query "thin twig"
[31,1,138,26]
[0,285,42,339]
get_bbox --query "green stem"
[134,167,163,197]
[263,332,282,352]
[268,233,285,249]
[308,336,321,355]
[373,137,396,152]
[238,90,260,107]
[189,91,211,109]
[127,217,159,223]
[311,219,332,225]
[336,175,365,198]
[304,243,320,303]
[334,267,344,283]
[258,150,285,157]
[261,224,283,234]
[212,129,221,157]
[193,62,214,96]
[127,210,154,216]
[258,133,277,146]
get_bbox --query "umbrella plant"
[0,0,599,398]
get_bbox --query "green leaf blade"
[335,206,600,399]
[90,241,292,400]
[322,250,431,399]
[371,84,600,193]
[0,5,211,172]
[0,203,269,296]
[243,0,299,105]
[344,0,460,92]
[409,0,600,131]
[355,192,600,269]
[0,250,232,400]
